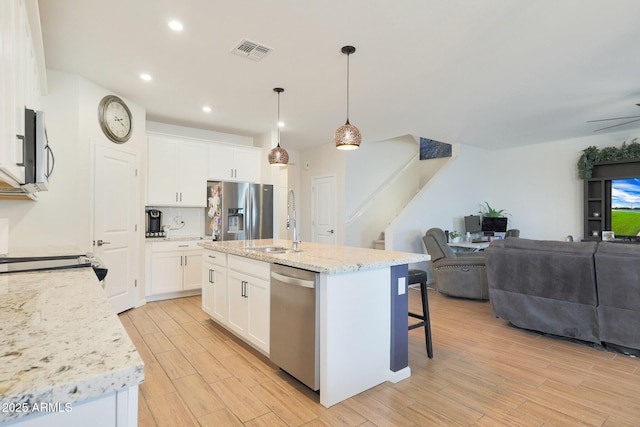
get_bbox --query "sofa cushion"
[504,237,598,255]
[486,237,600,344]
[595,242,640,311]
[487,238,598,305]
[595,242,640,349]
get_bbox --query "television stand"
[583,159,640,240]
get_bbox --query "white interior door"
[94,144,138,313]
[312,174,337,244]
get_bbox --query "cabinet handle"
[209,269,214,283]
[45,145,55,179]
[185,256,188,266]
[241,280,249,297]
[178,244,189,247]
[176,192,179,202]
[180,256,183,266]
[180,192,183,202]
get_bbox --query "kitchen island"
[0,268,144,426]
[198,239,429,407]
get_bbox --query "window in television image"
[611,178,640,237]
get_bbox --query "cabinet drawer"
[203,250,227,267]
[151,240,202,252]
[228,254,270,280]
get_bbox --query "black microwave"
[22,108,54,191]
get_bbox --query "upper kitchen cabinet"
[147,134,207,207]
[0,0,47,186]
[208,144,261,183]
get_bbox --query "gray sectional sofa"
[486,237,640,353]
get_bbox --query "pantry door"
[93,144,139,313]
[312,174,337,245]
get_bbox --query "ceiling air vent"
[231,39,273,61]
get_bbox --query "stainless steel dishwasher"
[270,263,319,391]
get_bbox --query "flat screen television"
[611,178,640,238]
[481,217,507,233]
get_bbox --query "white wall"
[345,135,417,219]
[299,143,346,244]
[385,144,491,257]
[385,129,640,260]
[0,70,147,302]
[488,130,640,240]
[0,70,145,254]
[146,121,253,146]
[344,136,419,248]
[0,71,81,250]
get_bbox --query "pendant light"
[268,87,289,166]
[334,45,361,150]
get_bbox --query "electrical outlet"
[174,215,184,224]
[398,277,406,295]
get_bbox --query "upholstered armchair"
[505,229,520,238]
[422,228,489,300]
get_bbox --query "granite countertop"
[199,239,430,274]
[3,246,86,258]
[145,235,207,242]
[0,268,144,423]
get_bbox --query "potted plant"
[479,202,508,218]
[449,230,462,243]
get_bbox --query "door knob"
[328,229,334,234]
[96,240,111,246]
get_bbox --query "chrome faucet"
[287,189,301,249]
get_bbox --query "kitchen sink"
[249,246,301,254]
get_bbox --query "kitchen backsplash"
[145,206,204,238]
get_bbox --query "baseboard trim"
[387,366,411,383]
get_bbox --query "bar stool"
[408,269,433,358]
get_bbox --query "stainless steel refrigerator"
[205,181,273,241]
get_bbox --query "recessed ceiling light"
[278,121,285,127]
[168,20,184,31]
[202,106,212,113]
[140,73,152,81]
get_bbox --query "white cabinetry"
[200,250,270,354]
[0,0,45,185]
[9,386,138,427]
[147,134,207,207]
[202,250,228,324]
[147,240,202,300]
[227,255,270,353]
[208,144,261,183]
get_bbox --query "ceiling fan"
[588,104,640,132]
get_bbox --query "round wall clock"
[98,95,133,143]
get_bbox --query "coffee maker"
[146,209,163,237]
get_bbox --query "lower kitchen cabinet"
[202,250,228,324]
[147,241,202,300]
[202,251,270,354]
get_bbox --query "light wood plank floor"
[119,288,640,426]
